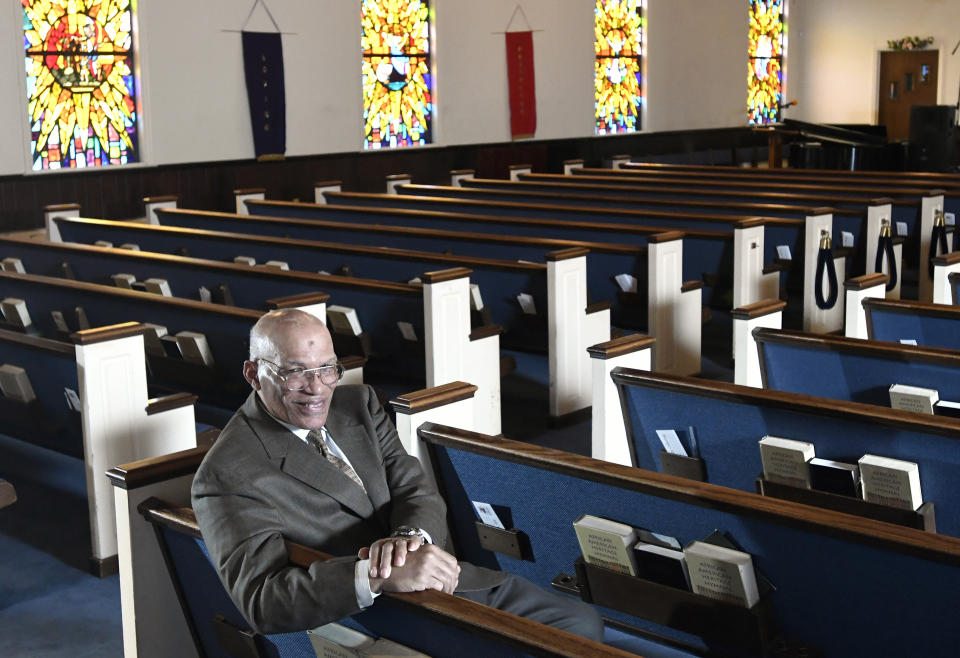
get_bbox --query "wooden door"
[878,50,939,140]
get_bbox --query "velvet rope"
[929,222,949,278]
[875,234,898,292]
[815,243,839,310]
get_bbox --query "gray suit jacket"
[191,385,506,634]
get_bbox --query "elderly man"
[191,309,603,640]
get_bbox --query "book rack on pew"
[552,558,779,656]
[755,477,936,532]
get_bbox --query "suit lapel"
[244,393,376,519]
[324,405,389,511]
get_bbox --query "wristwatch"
[391,526,428,543]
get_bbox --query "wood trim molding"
[389,381,478,415]
[0,328,75,355]
[932,251,960,266]
[44,203,82,211]
[233,187,266,195]
[646,230,685,244]
[681,280,703,293]
[266,292,332,309]
[730,298,786,319]
[844,272,888,290]
[340,354,366,370]
[545,247,589,261]
[420,267,472,284]
[869,197,895,206]
[314,180,342,187]
[71,321,148,345]
[143,195,179,204]
[107,445,210,490]
[587,333,655,360]
[585,301,612,314]
[146,392,198,416]
[863,296,960,319]
[469,325,504,342]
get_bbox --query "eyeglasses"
[258,359,344,389]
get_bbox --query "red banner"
[505,31,536,139]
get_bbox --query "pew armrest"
[844,273,888,339]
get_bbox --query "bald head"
[248,309,330,362]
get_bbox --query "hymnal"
[143,278,173,296]
[233,255,256,266]
[264,260,290,270]
[934,400,960,419]
[111,273,136,289]
[1,298,32,329]
[469,284,484,311]
[573,514,637,576]
[808,458,860,497]
[684,540,760,608]
[634,539,689,590]
[396,321,417,342]
[175,331,215,366]
[516,293,537,315]
[889,384,938,415]
[327,305,363,336]
[759,436,815,489]
[142,324,169,357]
[119,243,140,251]
[859,454,923,511]
[307,622,428,658]
[1,257,25,273]
[0,364,36,403]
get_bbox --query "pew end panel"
[313,180,342,204]
[547,248,609,417]
[588,334,654,465]
[449,169,475,187]
[386,173,412,194]
[733,220,778,308]
[919,191,947,302]
[233,188,266,216]
[647,233,701,376]
[390,381,479,487]
[844,273,888,339]
[44,202,81,242]
[73,322,199,573]
[421,268,500,436]
[108,445,209,658]
[932,251,960,305]
[143,196,179,225]
[508,164,532,181]
[865,199,903,299]
[732,298,786,388]
[803,210,845,334]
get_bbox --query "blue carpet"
[0,434,122,657]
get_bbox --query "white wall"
[645,0,747,131]
[2,0,801,177]
[789,0,960,124]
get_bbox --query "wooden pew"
[619,160,960,188]
[47,215,600,420]
[320,188,856,334]
[612,367,960,537]
[140,497,634,658]
[565,167,954,301]
[417,420,960,656]
[150,205,703,378]
[107,382,640,658]
[0,269,264,421]
[0,322,197,574]
[455,176,907,300]
[238,200,708,374]
[753,326,960,407]
[0,236,501,433]
[864,296,960,352]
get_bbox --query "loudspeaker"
[908,105,958,171]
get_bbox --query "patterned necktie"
[307,427,367,493]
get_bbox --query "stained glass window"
[22,0,139,171]
[748,0,785,125]
[361,0,433,150]
[595,0,643,135]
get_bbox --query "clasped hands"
[359,536,460,595]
